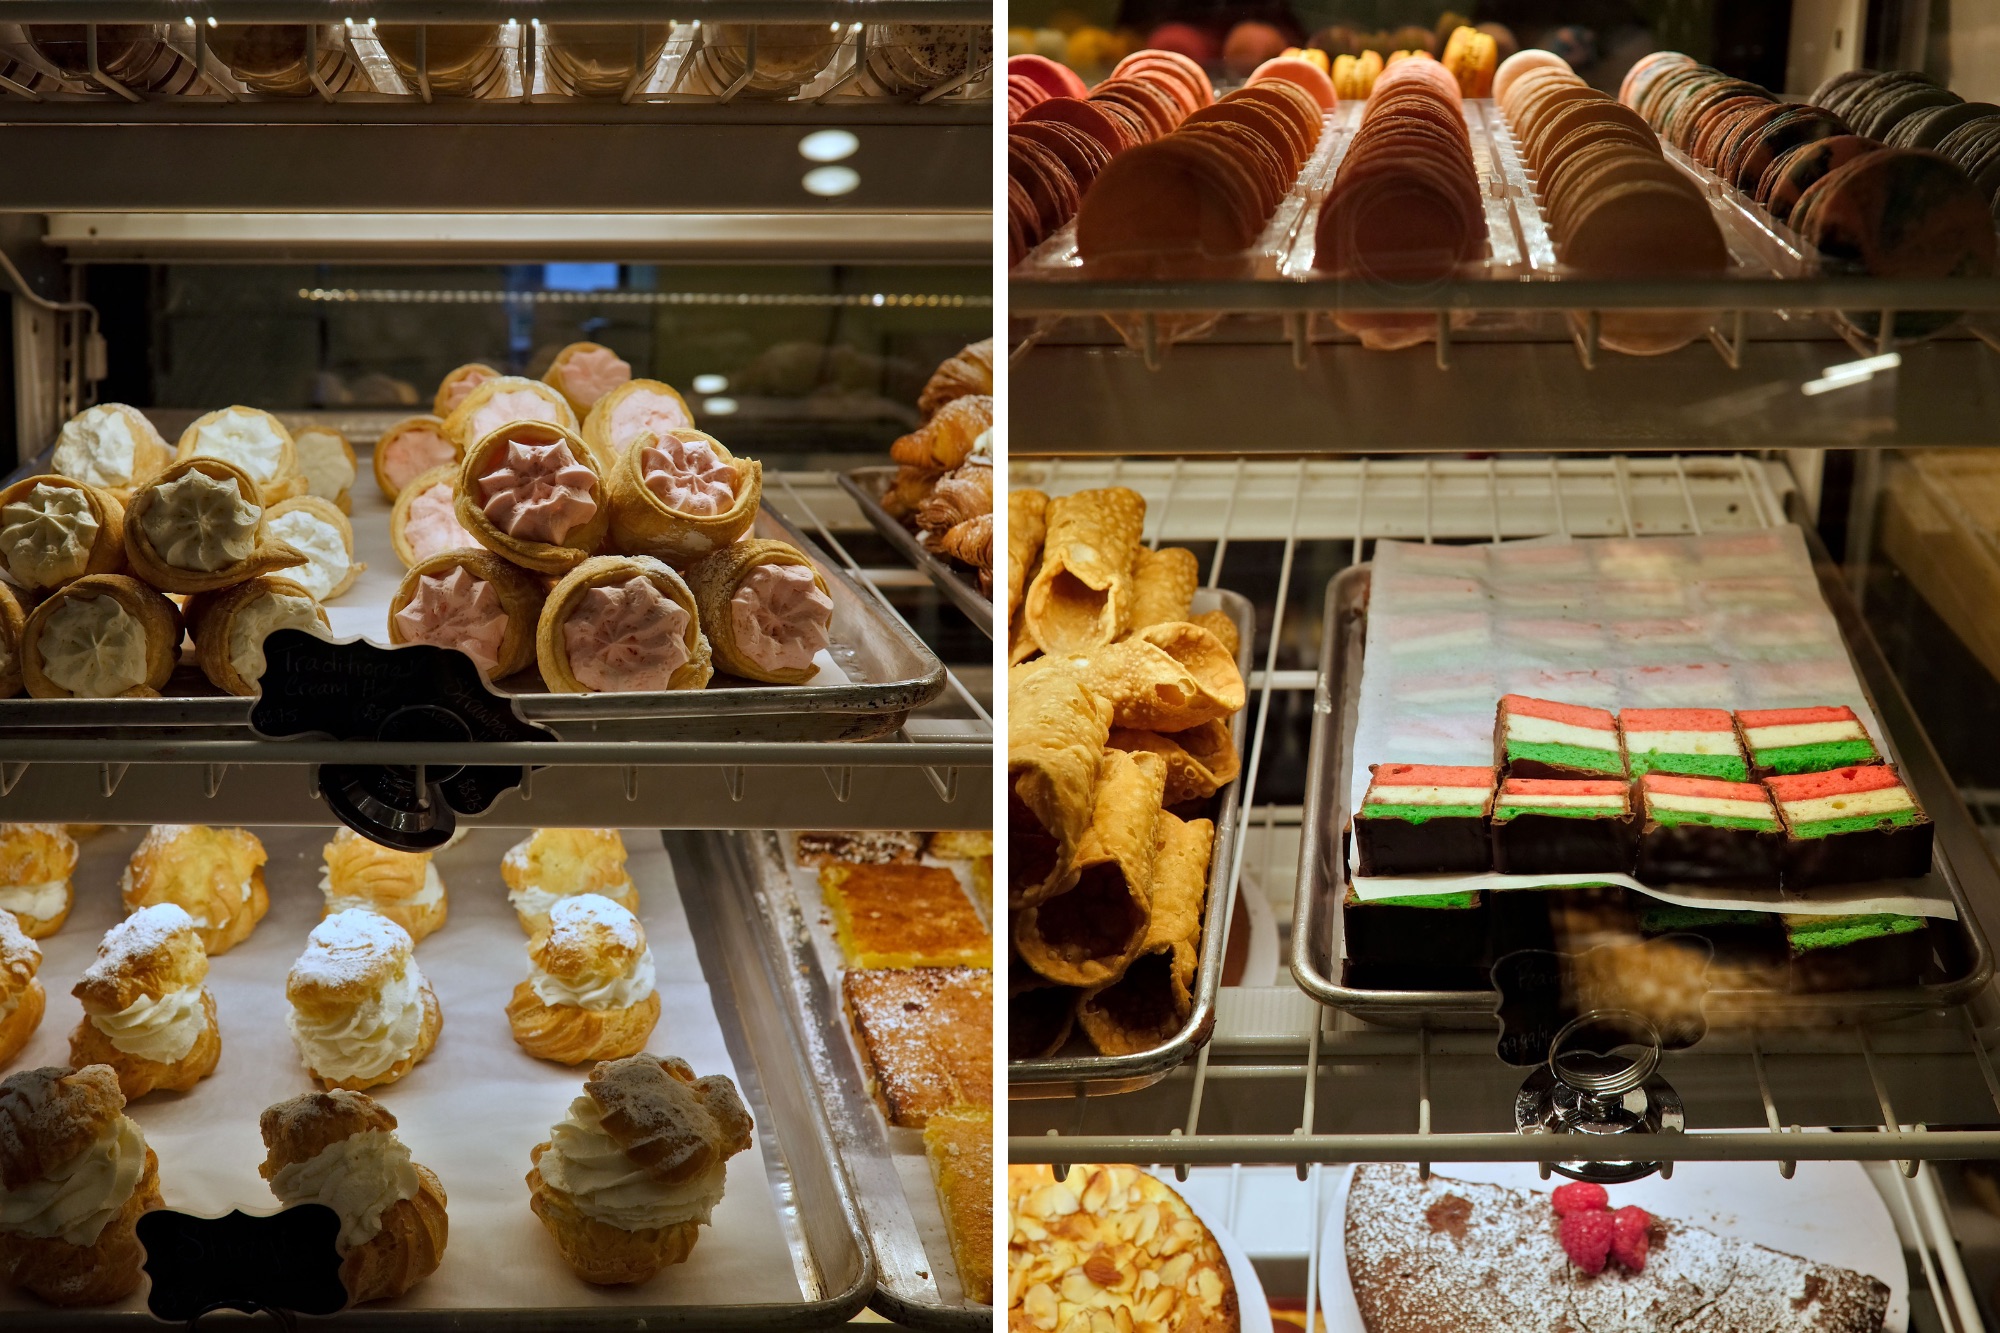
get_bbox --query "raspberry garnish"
[1550,1181,1609,1216]
[1610,1206,1651,1272]
[1559,1209,1615,1274]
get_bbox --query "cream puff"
[0,476,125,593]
[502,829,638,935]
[685,539,834,685]
[389,464,482,569]
[20,575,181,700]
[0,825,75,939]
[388,548,545,682]
[0,912,44,1069]
[286,910,441,1093]
[68,904,220,1100]
[258,1090,448,1304]
[580,378,697,471]
[440,374,577,455]
[506,894,659,1065]
[536,556,713,694]
[50,404,172,500]
[123,458,306,594]
[432,362,499,419]
[542,341,632,419]
[293,425,357,513]
[372,415,458,503]
[605,428,761,568]
[0,1064,162,1306]
[120,824,270,956]
[261,497,361,601]
[185,575,329,697]
[456,421,609,574]
[320,828,447,944]
[526,1054,753,1284]
[175,405,307,505]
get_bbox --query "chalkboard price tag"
[1491,935,1714,1067]
[136,1204,347,1321]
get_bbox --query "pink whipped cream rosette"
[453,421,610,575]
[535,554,713,694]
[439,374,578,456]
[372,414,458,503]
[579,377,699,472]
[606,425,763,570]
[541,341,633,418]
[389,547,548,682]
[389,462,484,570]
[683,537,834,686]
[431,361,500,419]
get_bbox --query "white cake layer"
[1497,793,1624,809]
[1648,792,1774,820]
[1781,786,1913,824]
[1745,720,1865,749]
[1505,714,1618,750]
[1364,785,1490,806]
[1625,730,1740,755]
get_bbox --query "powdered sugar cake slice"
[1343,1164,1890,1332]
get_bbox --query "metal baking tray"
[671,830,989,1331]
[837,466,992,638]
[1291,560,1996,1029]
[1010,586,1254,1098]
[0,443,945,742]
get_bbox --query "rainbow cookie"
[1352,763,1495,877]
[1341,887,1488,991]
[1490,777,1636,875]
[1495,694,1625,779]
[1786,912,1935,993]
[1737,704,1879,775]
[1766,764,1933,888]
[1635,773,1782,888]
[1620,707,1749,781]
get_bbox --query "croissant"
[917,338,994,420]
[933,514,993,576]
[914,461,992,534]
[881,465,941,521]
[889,394,991,470]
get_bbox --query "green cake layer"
[1639,903,1774,932]
[1786,912,1925,953]
[1754,739,1878,774]
[1494,804,1624,821]
[1357,803,1487,823]
[1505,739,1624,774]
[1648,809,1780,832]
[1789,807,1923,840]
[1629,750,1751,782]
[1366,890,1479,909]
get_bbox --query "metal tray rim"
[837,466,993,638]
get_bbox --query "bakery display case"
[1007,5,2000,1330]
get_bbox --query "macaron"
[1009,53,1087,101]
[1757,134,1883,222]
[1250,55,1336,110]
[1111,48,1214,111]
[1723,104,1848,193]
[1008,134,1082,238]
[1011,119,1113,196]
[1618,50,1694,109]
[1226,80,1326,151]
[1495,48,1572,105]
[1021,95,1129,157]
[1091,76,1185,141]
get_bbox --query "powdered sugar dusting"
[0,911,39,981]
[291,909,414,989]
[81,903,197,987]
[546,893,644,951]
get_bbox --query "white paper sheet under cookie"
[0,826,804,1313]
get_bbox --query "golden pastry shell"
[123,457,307,594]
[387,546,547,681]
[684,538,833,686]
[184,575,330,698]
[21,575,182,699]
[371,414,456,504]
[536,555,712,694]
[264,494,363,600]
[174,406,306,505]
[0,474,126,592]
[454,421,609,575]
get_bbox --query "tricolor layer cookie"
[1766,764,1933,888]
[1352,763,1495,877]
[1786,912,1934,993]
[1341,887,1489,991]
[1495,695,1625,779]
[1634,773,1783,889]
[1638,903,1787,989]
[1737,705,1880,776]
[1490,778,1636,875]
[1619,707,1748,781]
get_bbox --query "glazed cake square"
[1620,707,1749,781]
[821,862,990,969]
[843,967,992,1127]
[1495,695,1626,779]
[1352,762,1495,876]
[1490,778,1636,875]
[1766,764,1933,888]
[1635,773,1783,889]
[1737,705,1880,776]
[922,1106,993,1305]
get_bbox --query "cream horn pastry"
[175,405,306,505]
[321,828,447,944]
[0,912,43,1069]
[121,824,270,956]
[0,1064,162,1306]
[390,464,481,569]
[0,476,124,594]
[261,495,362,601]
[293,425,357,514]
[68,904,220,1100]
[685,538,833,685]
[389,548,545,682]
[537,556,712,694]
[526,1054,753,1284]
[432,361,499,419]
[123,457,306,594]
[286,910,441,1093]
[1076,812,1214,1055]
[0,583,24,701]
[456,421,609,574]
[506,894,659,1065]
[50,404,171,500]
[185,575,328,697]
[20,575,180,700]
[543,341,633,419]
[259,1090,448,1304]
[0,825,76,940]
[372,415,458,503]
[441,374,577,455]
[605,427,761,567]
[580,378,697,471]
[502,829,638,936]
[1023,486,1145,655]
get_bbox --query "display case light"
[802,166,859,198]
[798,130,858,164]
[693,374,728,394]
[703,396,739,415]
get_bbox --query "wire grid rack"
[1006,455,2000,1333]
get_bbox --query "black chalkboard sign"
[1491,935,1714,1067]
[250,630,552,851]
[136,1204,347,1320]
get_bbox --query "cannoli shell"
[22,574,183,699]
[123,458,307,595]
[0,474,126,592]
[580,379,698,474]
[1190,608,1241,661]
[0,582,24,699]
[606,428,762,569]
[1076,812,1214,1055]
[683,538,830,686]
[265,495,363,600]
[174,406,307,506]
[1060,621,1246,731]
[1013,747,1166,987]
[389,547,549,681]
[454,422,610,576]
[1023,486,1145,655]
[1128,545,1198,631]
[1009,663,1113,908]
[54,404,171,502]
[536,554,713,693]
[1108,720,1240,805]
[1010,954,1078,1061]
[185,575,330,696]
[1007,488,1049,616]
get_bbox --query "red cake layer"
[1502,778,1629,796]
[1620,707,1733,732]
[1371,763,1496,786]
[1500,694,1616,730]
[1642,773,1767,800]
[1765,764,1903,801]
[1737,705,1858,727]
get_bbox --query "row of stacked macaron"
[1814,67,2000,211]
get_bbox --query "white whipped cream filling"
[508,880,630,926]
[186,409,287,483]
[0,1115,147,1246]
[227,591,322,687]
[0,880,67,923]
[52,407,141,489]
[269,1128,419,1250]
[88,983,207,1064]
[538,1093,724,1232]
[320,862,444,916]
[39,595,148,698]
[263,510,350,601]
[142,470,260,572]
[968,428,992,463]
[287,961,428,1083]
[294,429,356,502]
[1,483,97,588]
[530,944,655,1012]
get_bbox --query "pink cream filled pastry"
[379,424,455,495]
[604,387,694,455]
[560,576,691,692]
[479,439,599,545]
[557,348,631,408]
[405,482,480,562]
[731,564,832,675]
[394,567,509,677]
[468,389,568,445]
[438,366,496,415]
[640,436,738,517]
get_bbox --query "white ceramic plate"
[1146,1169,1275,1333]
